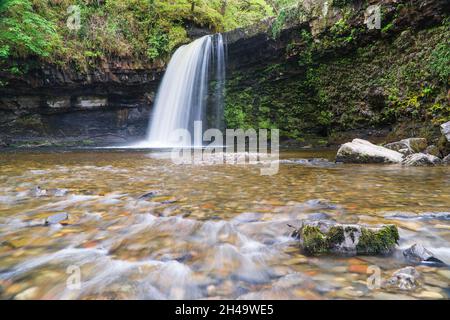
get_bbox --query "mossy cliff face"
[224,0,450,145]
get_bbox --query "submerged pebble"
[44,213,69,226]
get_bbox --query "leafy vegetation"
[0,0,277,71]
[0,0,59,63]
[429,42,450,84]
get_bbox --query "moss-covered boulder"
[292,221,399,256]
[443,155,450,165]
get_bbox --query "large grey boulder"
[384,138,428,155]
[403,243,445,265]
[441,121,450,142]
[291,220,399,255]
[385,267,421,291]
[443,154,450,165]
[402,153,442,166]
[336,139,404,164]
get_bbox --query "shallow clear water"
[0,149,449,300]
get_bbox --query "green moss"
[301,225,346,255]
[328,226,345,245]
[298,223,399,255]
[301,225,328,255]
[429,41,450,84]
[356,225,399,255]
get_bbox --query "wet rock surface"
[138,190,161,200]
[441,121,450,143]
[385,267,421,291]
[385,138,428,155]
[403,244,445,266]
[402,153,442,166]
[443,155,450,164]
[336,139,404,164]
[0,58,159,145]
[292,220,399,256]
[425,145,440,157]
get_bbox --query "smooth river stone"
[336,139,404,164]
[44,213,69,225]
[403,243,445,265]
[385,267,421,291]
[402,153,442,166]
[385,138,428,154]
[441,121,450,142]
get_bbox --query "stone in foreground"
[385,267,421,291]
[402,153,442,166]
[443,154,450,165]
[403,243,445,265]
[292,220,399,255]
[441,121,450,142]
[45,213,69,225]
[424,145,440,157]
[336,139,404,164]
[385,138,428,155]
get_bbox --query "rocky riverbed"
[0,149,448,300]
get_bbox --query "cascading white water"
[144,34,226,148]
[213,34,226,131]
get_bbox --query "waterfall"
[145,34,226,148]
[214,34,226,131]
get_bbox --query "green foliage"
[429,42,450,84]
[271,9,286,38]
[269,0,301,12]
[0,0,275,70]
[147,27,169,61]
[381,22,394,34]
[0,0,59,61]
[270,3,306,39]
[332,0,354,8]
[356,225,399,255]
[301,225,328,255]
[213,0,273,30]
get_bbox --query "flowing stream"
[0,150,449,300]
